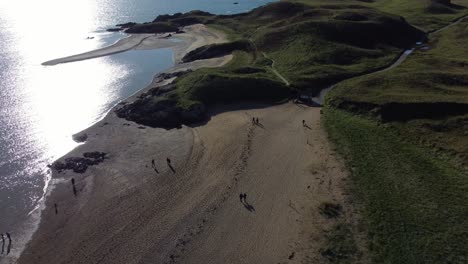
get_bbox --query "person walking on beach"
[71,178,77,196]
[1,233,4,254]
[166,157,171,164]
[239,193,243,202]
[302,120,305,127]
[252,117,255,125]
[54,203,58,215]
[6,232,11,255]
[255,118,259,124]
[151,159,159,173]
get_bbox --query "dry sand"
[17,24,365,264]
[18,102,365,264]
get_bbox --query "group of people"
[1,233,12,255]
[239,193,248,202]
[251,117,260,125]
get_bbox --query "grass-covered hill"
[328,17,468,165]
[323,9,468,264]
[117,1,425,129]
[293,0,468,31]
[214,2,423,91]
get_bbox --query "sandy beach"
[16,24,363,264]
[18,100,364,264]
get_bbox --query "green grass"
[329,17,468,105]
[173,68,290,109]
[327,17,468,166]
[370,0,468,32]
[323,108,468,264]
[321,223,360,264]
[164,1,424,110]
[292,0,468,32]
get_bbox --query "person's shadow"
[241,198,255,212]
[6,233,11,255]
[168,163,176,173]
[255,122,265,129]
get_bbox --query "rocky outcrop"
[53,152,107,174]
[115,94,206,129]
[124,22,179,34]
[152,10,213,25]
[72,133,88,143]
[114,70,206,129]
[107,22,137,32]
[112,10,214,34]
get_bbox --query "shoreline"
[11,24,231,264]
[41,24,229,66]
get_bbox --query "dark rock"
[72,133,88,143]
[153,13,183,23]
[319,202,342,219]
[152,10,213,27]
[124,22,179,34]
[115,85,206,129]
[116,22,137,28]
[53,152,107,174]
[83,151,106,161]
[107,28,123,32]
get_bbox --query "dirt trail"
[312,15,468,106]
[262,52,290,86]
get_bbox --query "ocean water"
[0,0,274,261]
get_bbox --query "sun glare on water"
[1,0,127,159]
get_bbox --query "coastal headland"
[17,0,468,263]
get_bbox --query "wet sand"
[42,24,228,66]
[17,25,363,264]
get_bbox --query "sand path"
[18,102,359,264]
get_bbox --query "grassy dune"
[323,4,468,263]
[328,18,468,166]
[324,108,468,264]
[169,1,423,109]
[293,0,468,31]
[370,0,468,31]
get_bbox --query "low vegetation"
[293,0,468,31]
[139,1,424,116]
[323,5,468,263]
[323,108,468,263]
[327,17,468,166]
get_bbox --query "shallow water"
[0,0,274,261]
